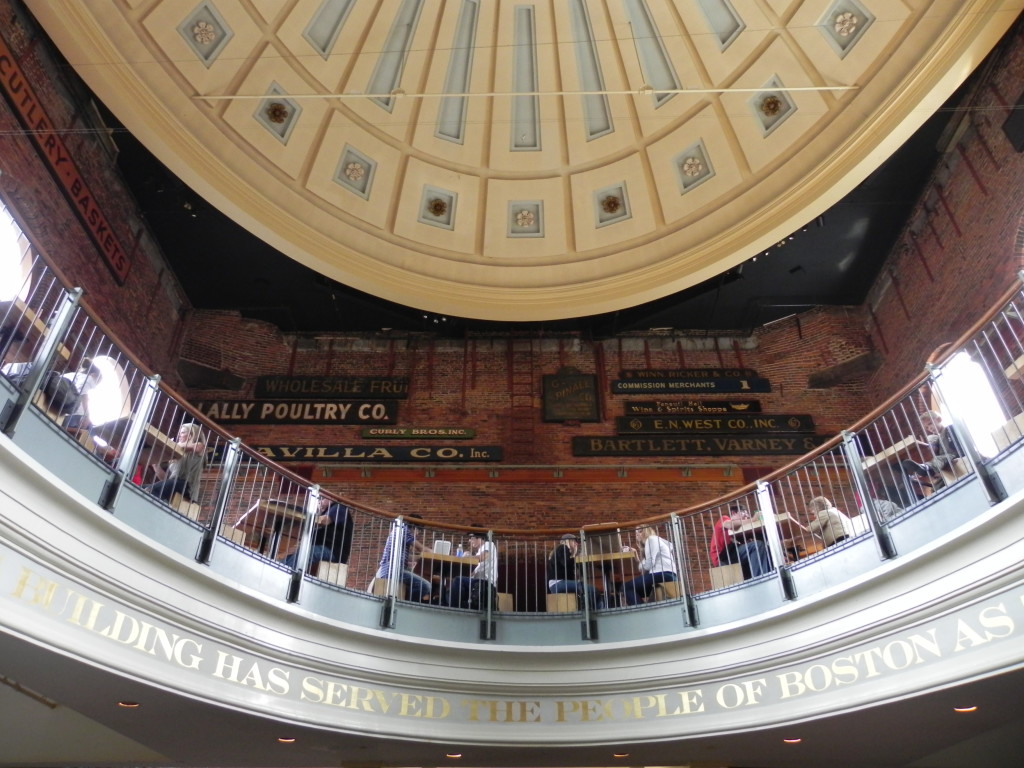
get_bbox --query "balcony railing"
[3,205,1024,643]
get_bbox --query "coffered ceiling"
[26,0,1021,331]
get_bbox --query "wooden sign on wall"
[255,376,408,399]
[256,445,502,462]
[572,434,829,457]
[619,368,758,379]
[615,414,815,434]
[623,400,762,415]
[194,400,397,424]
[543,369,600,422]
[611,378,771,394]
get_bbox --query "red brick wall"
[181,306,873,529]
[863,21,1024,398]
[0,0,189,384]
[5,3,1024,530]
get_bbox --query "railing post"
[479,530,496,641]
[926,362,1007,504]
[579,529,597,641]
[755,482,795,600]
[196,438,242,564]
[286,485,321,603]
[99,374,160,510]
[380,516,406,628]
[841,430,898,560]
[1,287,82,437]
[669,514,697,626]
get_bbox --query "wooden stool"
[652,581,681,602]
[496,592,514,612]
[546,593,578,613]
[709,564,743,589]
[169,492,201,521]
[317,562,348,587]
[371,578,407,600]
[219,524,246,546]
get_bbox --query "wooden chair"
[709,564,743,589]
[652,581,681,602]
[546,593,578,612]
[169,491,201,521]
[496,592,514,612]
[219,524,246,545]
[317,562,348,587]
[371,578,407,600]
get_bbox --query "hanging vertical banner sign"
[0,34,131,283]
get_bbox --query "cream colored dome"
[28,0,1020,321]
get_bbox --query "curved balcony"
[3,234,1024,765]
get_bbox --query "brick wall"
[0,0,189,384]
[4,3,1024,530]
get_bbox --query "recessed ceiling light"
[445,753,462,759]
[953,706,978,713]
[783,737,802,744]
[613,753,630,758]
[277,737,296,744]
[116,701,140,708]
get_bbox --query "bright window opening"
[81,356,132,426]
[936,351,1004,458]
[0,207,32,303]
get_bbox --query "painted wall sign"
[255,376,408,399]
[543,370,600,422]
[572,434,828,456]
[623,400,762,415]
[619,368,758,379]
[4,539,1023,735]
[361,427,476,439]
[193,400,397,424]
[0,34,131,283]
[256,445,502,462]
[611,378,771,394]
[615,414,815,434]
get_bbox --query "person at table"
[445,527,497,609]
[284,495,355,576]
[547,533,603,610]
[901,410,965,487]
[804,496,850,548]
[144,422,206,503]
[372,513,431,603]
[622,527,677,606]
[709,503,772,579]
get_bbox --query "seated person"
[284,495,354,576]
[547,533,603,610]
[144,422,205,502]
[372,513,431,602]
[709,503,772,579]
[871,486,905,522]
[804,496,849,548]
[622,527,677,606]
[445,527,497,609]
[901,410,965,487]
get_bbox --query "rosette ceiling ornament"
[28,0,1020,322]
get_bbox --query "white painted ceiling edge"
[3,435,1023,755]
[25,1,1023,321]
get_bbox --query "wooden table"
[577,550,637,608]
[416,550,480,603]
[233,498,307,557]
[860,435,927,471]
